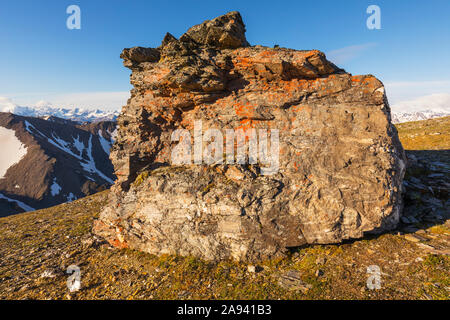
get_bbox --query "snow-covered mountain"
[0,98,119,123]
[390,93,450,123]
[391,110,450,124]
[1,105,119,123]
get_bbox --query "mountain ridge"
[0,112,116,216]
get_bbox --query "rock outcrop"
[94,11,406,261]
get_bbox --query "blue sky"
[0,0,449,111]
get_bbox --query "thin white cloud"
[49,92,129,110]
[0,96,17,109]
[390,93,450,113]
[326,43,377,65]
[384,81,450,104]
[385,81,450,88]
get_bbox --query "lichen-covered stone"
[93,11,406,262]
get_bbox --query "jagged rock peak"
[183,11,250,49]
[120,11,250,66]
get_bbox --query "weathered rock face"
[94,11,406,261]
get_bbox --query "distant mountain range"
[390,93,450,123]
[2,98,449,124]
[0,112,117,216]
[0,104,120,123]
[391,110,450,124]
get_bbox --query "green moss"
[420,254,450,299]
[202,182,215,194]
[423,254,446,267]
[133,171,150,186]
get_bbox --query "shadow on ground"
[399,150,449,233]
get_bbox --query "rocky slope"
[0,112,116,216]
[94,11,406,261]
[0,117,448,300]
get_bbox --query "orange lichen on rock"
[95,11,407,262]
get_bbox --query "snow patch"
[0,192,35,212]
[50,178,62,196]
[72,135,85,156]
[98,129,113,155]
[24,120,46,137]
[80,135,114,184]
[0,127,28,179]
[45,132,82,160]
[66,193,77,202]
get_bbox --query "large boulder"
[94,12,406,261]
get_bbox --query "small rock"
[315,257,326,265]
[416,243,435,251]
[278,270,312,293]
[423,215,440,223]
[409,216,419,224]
[81,237,95,247]
[247,265,263,273]
[225,166,245,181]
[178,290,191,299]
[404,234,427,243]
[19,284,29,292]
[65,251,78,259]
[401,216,411,224]
[40,269,58,278]
[422,292,433,300]
[402,226,419,233]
